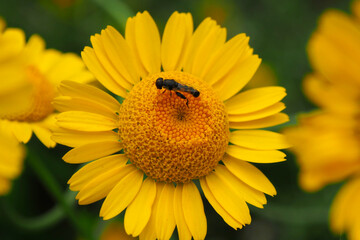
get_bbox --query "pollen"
[118,71,229,183]
[2,65,54,122]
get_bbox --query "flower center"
[0,65,54,122]
[118,71,229,183]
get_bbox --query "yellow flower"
[0,129,24,195]
[284,1,360,239]
[0,21,93,148]
[53,11,289,239]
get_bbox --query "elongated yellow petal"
[229,113,289,129]
[174,184,192,240]
[100,167,144,220]
[81,47,128,98]
[183,18,226,76]
[58,80,120,112]
[225,87,286,114]
[11,121,32,143]
[229,130,290,150]
[52,129,118,148]
[214,54,261,101]
[228,102,285,122]
[53,96,117,119]
[226,145,286,163]
[68,154,127,191]
[100,26,139,85]
[63,141,122,164]
[216,165,267,208]
[32,124,56,148]
[161,12,193,71]
[56,111,117,132]
[205,170,251,225]
[0,28,25,61]
[125,178,156,237]
[182,182,207,240]
[126,11,161,75]
[223,154,276,196]
[200,178,244,229]
[202,34,248,84]
[155,183,176,240]
[76,164,135,205]
[91,34,133,91]
[139,183,165,240]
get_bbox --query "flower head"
[284,1,360,239]
[0,21,93,147]
[53,11,289,239]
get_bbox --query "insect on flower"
[155,77,200,107]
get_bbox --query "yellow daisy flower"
[53,11,289,239]
[285,1,360,239]
[284,1,360,192]
[0,129,24,195]
[0,20,93,148]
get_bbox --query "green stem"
[26,149,94,240]
[91,0,134,31]
[2,190,76,231]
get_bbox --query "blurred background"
[0,0,353,239]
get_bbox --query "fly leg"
[175,92,189,107]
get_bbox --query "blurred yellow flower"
[53,11,289,239]
[0,128,24,195]
[244,63,277,89]
[284,1,360,239]
[0,21,93,148]
[101,221,135,240]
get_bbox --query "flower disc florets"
[118,71,229,183]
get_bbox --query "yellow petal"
[0,28,25,61]
[0,177,11,195]
[214,54,261,101]
[53,96,117,119]
[76,164,135,205]
[200,178,244,230]
[223,154,276,196]
[32,124,56,148]
[100,26,140,85]
[0,18,5,32]
[173,184,192,240]
[37,49,62,73]
[139,183,165,240]
[155,183,176,240]
[52,129,118,148]
[205,169,251,226]
[330,177,360,233]
[183,18,226,76]
[81,47,128,98]
[161,12,193,71]
[46,53,87,86]
[63,140,122,164]
[229,130,290,150]
[58,80,120,112]
[100,167,144,220]
[68,154,127,191]
[126,11,161,75]
[225,87,286,115]
[226,145,286,163]
[353,0,360,21]
[182,182,207,240]
[229,113,289,129]
[10,121,33,143]
[125,178,156,237]
[22,34,45,63]
[201,34,248,84]
[91,34,133,91]
[56,111,117,132]
[214,165,266,208]
[228,102,285,122]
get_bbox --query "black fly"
[155,78,200,107]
